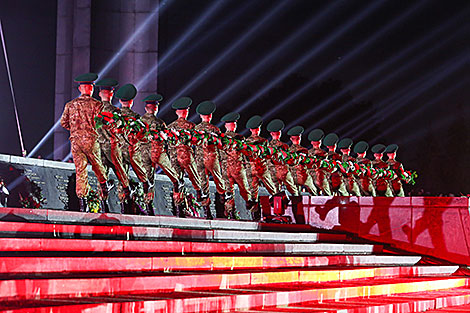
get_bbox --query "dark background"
[0,0,469,195]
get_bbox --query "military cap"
[371,144,386,154]
[287,126,304,136]
[143,94,163,103]
[266,119,285,132]
[115,83,137,101]
[172,97,192,109]
[74,72,98,84]
[385,144,399,153]
[196,101,216,115]
[323,133,339,147]
[337,138,353,150]
[95,78,118,90]
[353,141,369,154]
[221,112,240,122]
[246,115,263,129]
[308,129,324,142]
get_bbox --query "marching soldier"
[353,141,376,196]
[385,144,405,197]
[245,115,279,221]
[287,126,318,196]
[307,129,332,196]
[60,72,112,212]
[95,78,134,212]
[323,133,349,196]
[194,101,226,220]
[167,97,203,216]
[337,138,362,196]
[266,119,299,197]
[371,144,394,197]
[140,94,181,215]
[115,84,152,214]
[220,112,254,219]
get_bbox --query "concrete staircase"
[0,207,468,312]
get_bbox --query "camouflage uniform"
[372,159,394,197]
[307,147,332,196]
[387,159,405,196]
[289,144,318,195]
[167,117,202,191]
[341,154,362,196]
[61,94,108,198]
[194,121,225,196]
[327,151,350,196]
[246,135,279,200]
[356,156,377,196]
[267,139,299,196]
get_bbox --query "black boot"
[196,190,203,202]
[205,205,213,220]
[100,200,110,213]
[100,180,114,200]
[78,198,88,212]
[251,208,261,222]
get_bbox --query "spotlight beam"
[160,0,294,116]
[350,54,468,139]
[268,0,427,127]
[211,0,343,106]
[227,0,387,129]
[371,79,469,142]
[288,12,465,131]
[136,0,228,89]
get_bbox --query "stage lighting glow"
[136,0,227,89]
[160,0,291,116]
[223,0,386,129]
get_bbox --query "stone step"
[0,255,424,274]
[0,237,381,255]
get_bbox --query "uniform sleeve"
[60,103,70,130]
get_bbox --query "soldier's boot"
[146,202,156,216]
[251,206,261,222]
[78,198,88,212]
[215,193,227,218]
[100,181,114,213]
[205,205,213,220]
[196,189,203,202]
[121,187,132,214]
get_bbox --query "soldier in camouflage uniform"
[115,84,152,214]
[385,144,405,197]
[60,72,112,212]
[323,133,350,196]
[353,141,376,196]
[95,78,134,213]
[140,94,181,215]
[245,115,279,221]
[194,101,225,220]
[371,144,394,197]
[220,112,254,219]
[287,126,318,197]
[266,119,299,197]
[307,129,332,196]
[337,138,362,196]
[167,97,203,216]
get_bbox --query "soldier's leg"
[397,184,405,197]
[209,158,226,195]
[233,168,252,202]
[85,140,108,185]
[182,154,203,192]
[320,173,333,196]
[337,178,350,196]
[110,144,130,188]
[304,174,318,196]
[283,170,299,196]
[72,143,90,199]
[196,153,210,197]
[128,143,148,183]
[349,179,362,196]
[260,168,278,196]
[385,183,394,197]
[368,181,377,197]
[157,152,181,185]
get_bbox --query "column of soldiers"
[61,73,411,220]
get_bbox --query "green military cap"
[95,78,118,90]
[308,129,324,142]
[371,144,386,154]
[221,112,240,122]
[266,119,285,132]
[172,97,192,109]
[115,83,137,101]
[196,100,216,115]
[74,72,98,84]
[385,144,399,153]
[353,141,369,154]
[143,94,163,103]
[287,126,304,136]
[337,138,353,149]
[246,115,263,129]
[323,133,339,147]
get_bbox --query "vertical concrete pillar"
[54,0,92,160]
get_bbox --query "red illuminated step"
[0,237,380,254]
[0,255,423,274]
[0,220,348,243]
[0,268,462,301]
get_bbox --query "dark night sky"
[0,0,469,194]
